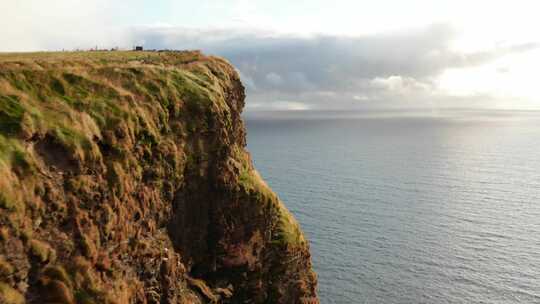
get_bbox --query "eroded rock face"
[0,51,318,303]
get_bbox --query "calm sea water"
[245,110,540,304]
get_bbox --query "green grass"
[0,135,26,167]
[234,146,305,248]
[241,168,305,248]
[0,95,24,135]
[0,192,18,212]
[0,283,24,304]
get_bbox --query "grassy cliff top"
[0,50,202,64]
[0,50,238,211]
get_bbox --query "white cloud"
[247,101,310,111]
[370,76,432,94]
[437,48,540,105]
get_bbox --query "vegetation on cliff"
[0,51,318,303]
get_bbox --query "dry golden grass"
[0,50,313,302]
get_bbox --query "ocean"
[245,110,540,304]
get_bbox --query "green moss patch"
[0,95,24,135]
[234,147,306,248]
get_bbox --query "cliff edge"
[0,51,318,303]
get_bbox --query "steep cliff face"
[0,51,318,304]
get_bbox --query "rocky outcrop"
[0,51,318,303]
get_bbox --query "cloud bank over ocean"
[128,25,537,110]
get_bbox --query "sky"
[1,0,539,111]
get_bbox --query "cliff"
[0,51,318,304]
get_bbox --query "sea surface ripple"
[246,111,540,303]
